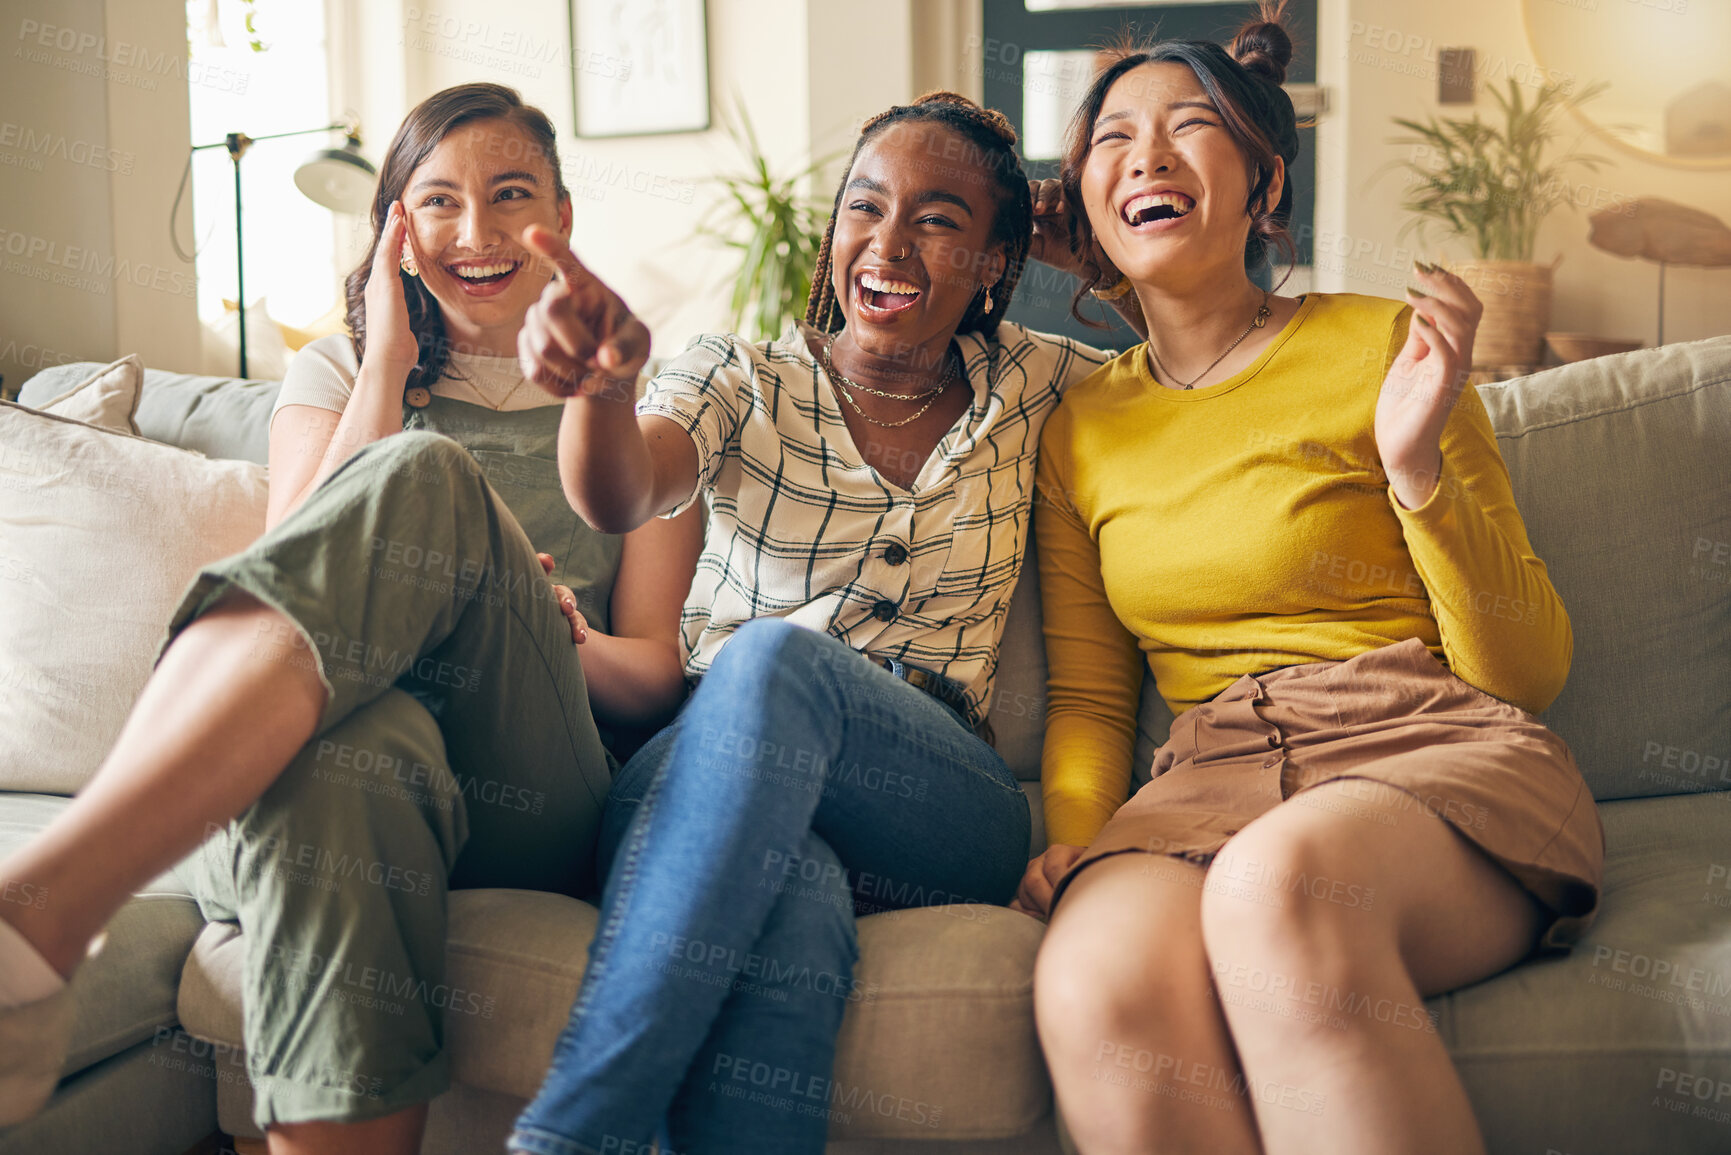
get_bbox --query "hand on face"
[360,201,425,380]
[516,224,649,401]
[1377,263,1483,509]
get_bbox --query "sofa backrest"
[18,364,277,465]
[1478,337,1730,800]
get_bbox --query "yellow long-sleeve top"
[1035,292,1572,849]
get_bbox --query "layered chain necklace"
[1145,289,1272,390]
[822,337,960,428]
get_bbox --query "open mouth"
[1122,192,1196,228]
[854,270,924,317]
[444,258,521,296]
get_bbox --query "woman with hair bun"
[1015,5,1604,1152]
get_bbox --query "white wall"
[0,0,199,393]
[1315,0,1730,347]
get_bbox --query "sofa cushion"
[180,890,1050,1142]
[0,401,268,795]
[1429,790,1731,1153]
[1478,337,1731,800]
[35,356,143,435]
[0,793,204,1076]
[17,361,279,466]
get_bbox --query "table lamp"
[1588,198,1731,347]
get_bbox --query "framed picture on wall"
[571,0,710,138]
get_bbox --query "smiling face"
[1080,61,1281,289]
[399,118,572,354]
[828,121,1008,361]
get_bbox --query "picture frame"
[570,0,711,138]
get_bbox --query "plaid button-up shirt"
[637,320,1111,719]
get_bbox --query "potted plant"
[1387,79,1607,369]
[697,105,833,342]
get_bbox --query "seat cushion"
[1478,337,1731,800]
[1431,791,1731,1154]
[181,888,1050,1142]
[0,793,204,1075]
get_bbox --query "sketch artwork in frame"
[572,0,710,138]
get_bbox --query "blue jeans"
[509,619,1030,1155]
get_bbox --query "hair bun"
[1232,5,1293,86]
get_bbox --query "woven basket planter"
[1452,260,1555,368]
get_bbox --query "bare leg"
[267,1104,429,1155]
[1035,854,1263,1155]
[0,591,325,976]
[1200,780,1546,1155]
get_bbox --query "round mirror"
[1523,0,1731,168]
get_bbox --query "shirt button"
[405,386,432,409]
[883,542,909,566]
[872,599,900,622]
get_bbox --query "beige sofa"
[4,334,1730,1154]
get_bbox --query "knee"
[707,618,837,690]
[1035,918,1169,1054]
[1200,818,1388,979]
[358,430,480,485]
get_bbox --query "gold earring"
[983,284,994,313]
[400,241,418,277]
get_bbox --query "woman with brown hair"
[1013,6,1604,1153]
[0,82,699,1153]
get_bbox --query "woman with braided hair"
[1016,5,1603,1153]
[506,92,1137,1154]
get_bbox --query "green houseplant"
[697,106,832,342]
[1387,79,1607,368]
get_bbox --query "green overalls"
[168,394,622,1127]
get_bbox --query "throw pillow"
[36,355,143,434]
[0,400,268,795]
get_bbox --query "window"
[185,0,337,334]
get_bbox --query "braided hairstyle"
[804,91,1033,339]
[1057,1,1302,321]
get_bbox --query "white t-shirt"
[270,333,560,426]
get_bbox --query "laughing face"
[828,121,1007,364]
[1080,62,1281,288]
[400,118,572,356]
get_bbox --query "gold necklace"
[1146,290,1272,390]
[823,339,959,429]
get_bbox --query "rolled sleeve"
[636,334,748,517]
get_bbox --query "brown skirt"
[1051,638,1605,951]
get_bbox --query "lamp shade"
[1588,197,1731,268]
[294,144,376,214]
